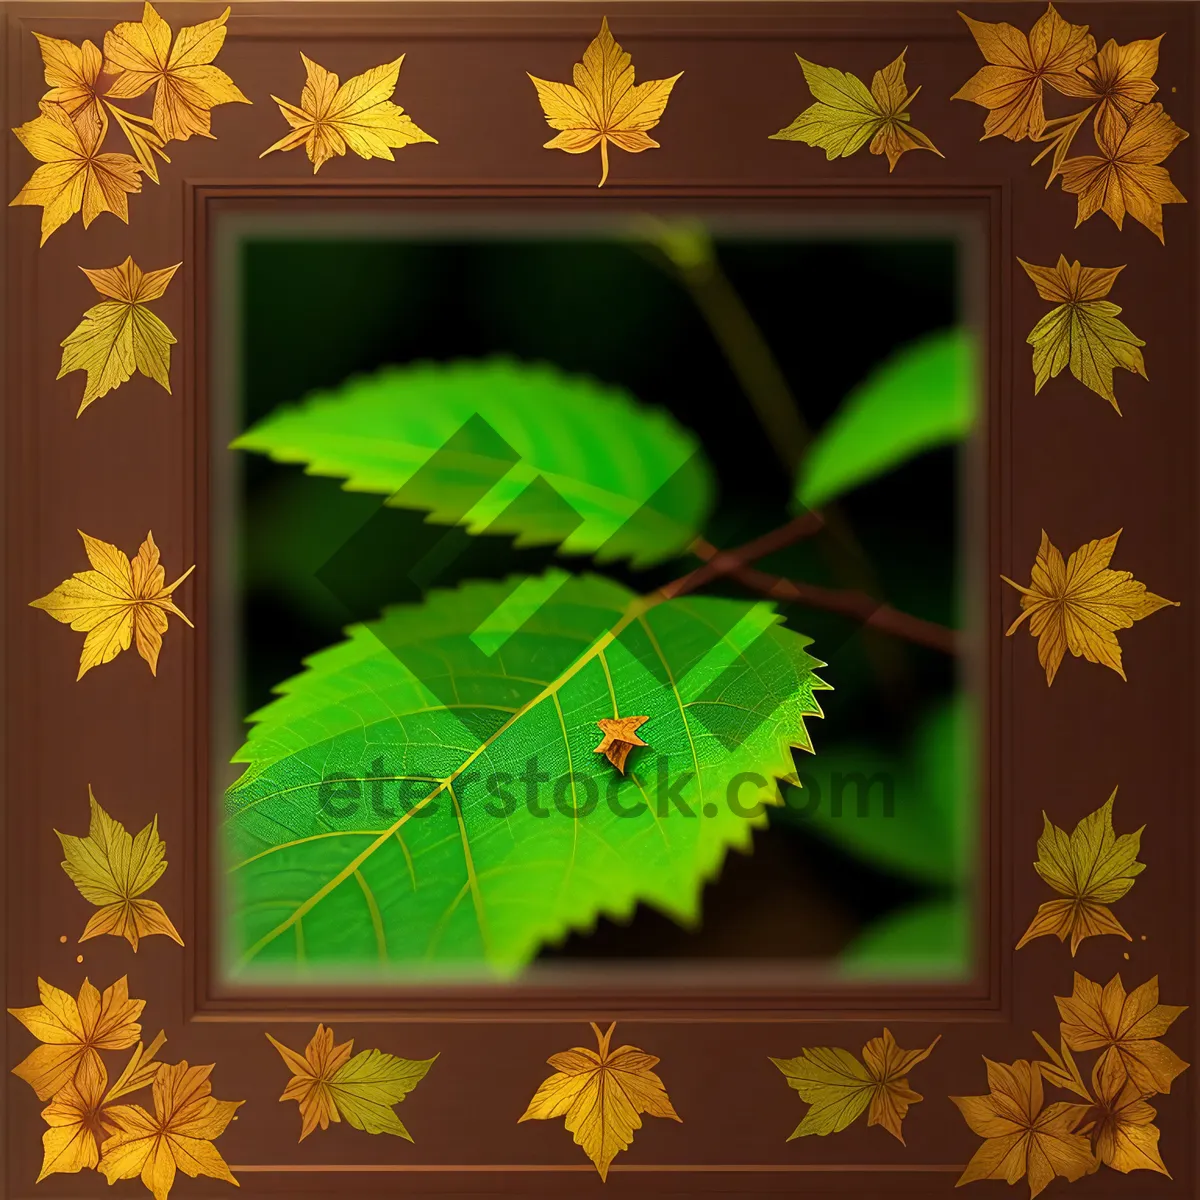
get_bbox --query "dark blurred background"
[235,233,965,965]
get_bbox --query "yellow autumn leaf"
[1001,530,1177,687]
[9,101,142,246]
[1053,35,1163,149]
[1017,789,1144,956]
[1085,1050,1170,1175]
[952,4,1097,142]
[770,50,942,171]
[1058,102,1188,243]
[101,3,250,143]
[105,103,172,184]
[37,1052,109,1181]
[528,17,682,187]
[32,32,107,142]
[30,530,195,681]
[261,53,436,175]
[770,1030,940,1143]
[951,1059,1095,1199]
[267,1025,436,1142]
[57,787,183,952]
[1056,972,1189,1097]
[1031,1030,1092,1102]
[518,1021,681,1180]
[8,976,143,1101]
[98,1060,242,1200]
[106,1030,169,1104]
[1018,256,1145,412]
[59,257,179,416]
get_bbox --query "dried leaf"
[106,1031,169,1103]
[261,53,436,175]
[1055,36,1163,149]
[57,787,183,952]
[1031,1030,1092,1102]
[9,101,142,246]
[1016,788,1144,955]
[771,1029,939,1143]
[32,32,107,142]
[594,714,649,773]
[1029,107,1093,184]
[951,1059,1095,1199]
[528,17,682,187]
[1085,1050,1170,1175]
[952,4,1096,141]
[30,530,195,680]
[1018,255,1145,411]
[1057,972,1189,1097]
[8,976,143,1101]
[102,3,249,142]
[98,1061,242,1200]
[1001,530,1177,687]
[58,257,180,415]
[1058,102,1188,242]
[518,1021,681,1180]
[770,50,943,171]
[105,103,171,183]
[38,1053,110,1181]
[267,1025,435,1142]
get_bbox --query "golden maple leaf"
[37,1052,110,1181]
[57,787,183,952]
[9,101,142,246]
[951,1059,1095,1199]
[33,32,107,142]
[518,1021,681,1180]
[1056,972,1189,1096]
[1081,1049,1170,1175]
[266,1025,436,1142]
[528,17,683,187]
[1018,256,1145,412]
[101,3,249,143]
[1054,35,1163,148]
[105,1031,169,1104]
[8,976,143,1101]
[770,51,943,171]
[1016,788,1144,956]
[770,1029,940,1143]
[594,714,649,773]
[1001,530,1177,687]
[30,530,195,681]
[98,1060,242,1200]
[261,54,436,175]
[1058,102,1188,242]
[59,257,180,416]
[952,4,1096,142]
[1031,1030,1092,1101]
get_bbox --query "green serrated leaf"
[794,328,976,511]
[232,358,714,568]
[224,572,828,977]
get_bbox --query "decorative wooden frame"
[3,3,1195,1196]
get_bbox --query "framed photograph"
[3,2,1194,1197]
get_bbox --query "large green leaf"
[794,328,976,511]
[839,897,971,978]
[224,572,828,977]
[233,358,714,568]
[772,694,974,887]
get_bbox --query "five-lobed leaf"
[771,50,942,171]
[1016,788,1144,956]
[261,53,436,174]
[1018,256,1145,412]
[519,1022,680,1180]
[528,16,682,187]
[223,572,827,974]
[231,357,714,568]
[59,257,180,416]
[794,328,974,511]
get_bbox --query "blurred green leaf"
[234,358,714,568]
[224,573,827,975]
[794,328,975,511]
[839,897,970,976]
[774,693,974,887]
